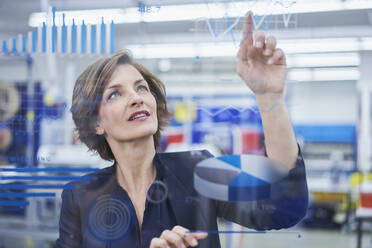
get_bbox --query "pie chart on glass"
[194,154,290,202]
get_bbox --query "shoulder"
[157,149,214,177]
[62,165,115,200]
[158,149,214,165]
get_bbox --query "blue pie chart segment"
[194,154,290,202]
[216,155,241,169]
[229,172,270,201]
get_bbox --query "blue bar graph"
[62,13,66,53]
[91,25,96,54]
[12,38,16,53]
[2,40,7,53]
[100,17,105,54]
[71,19,76,53]
[22,35,26,53]
[42,22,46,53]
[81,20,86,54]
[0,192,55,198]
[1,7,114,55]
[52,7,56,52]
[32,30,36,52]
[0,201,29,206]
[110,20,114,54]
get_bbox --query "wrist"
[255,93,286,112]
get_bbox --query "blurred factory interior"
[0,0,372,247]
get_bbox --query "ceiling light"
[126,37,372,59]
[29,0,372,27]
[313,67,360,81]
[278,38,361,54]
[287,53,360,67]
[288,67,360,81]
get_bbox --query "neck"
[109,135,157,194]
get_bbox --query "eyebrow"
[106,79,145,91]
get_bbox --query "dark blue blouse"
[109,153,177,248]
[56,148,308,248]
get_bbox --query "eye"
[107,90,120,100]
[138,85,148,92]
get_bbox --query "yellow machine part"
[312,192,348,211]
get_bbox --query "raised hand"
[237,12,287,97]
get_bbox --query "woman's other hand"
[150,225,208,248]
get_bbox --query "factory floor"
[218,229,372,248]
[216,218,372,248]
[0,225,371,248]
[1,230,371,248]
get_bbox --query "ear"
[95,123,104,135]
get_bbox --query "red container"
[242,132,261,152]
[166,134,184,146]
[360,193,372,208]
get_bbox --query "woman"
[56,13,308,248]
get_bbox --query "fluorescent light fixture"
[288,68,313,81]
[127,37,372,59]
[278,38,361,54]
[127,42,237,59]
[313,67,360,81]
[288,67,360,81]
[287,53,360,67]
[128,43,198,59]
[29,0,372,27]
[360,37,372,50]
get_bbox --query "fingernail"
[264,49,271,55]
[268,58,273,64]
[191,238,198,246]
[255,41,263,48]
[245,11,253,17]
[181,244,186,248]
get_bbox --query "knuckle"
[150,238,159,245]
[160,239,167,246]
[161,230,170,236]
[254,31,264,39]
[275,49,284,57]
[172,225,182,230]
[267,35,276,42]
[174,225,187,233]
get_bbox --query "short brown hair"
[71,51,172,161]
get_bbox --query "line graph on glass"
[193,0,298,46]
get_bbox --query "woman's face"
[95,64,158,144]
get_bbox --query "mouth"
[128,110,150,121]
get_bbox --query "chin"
[136,127,158,138]
[119,123,157,141]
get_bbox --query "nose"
[129,91,144,107]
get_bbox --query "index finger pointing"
[186,230,208,240]
[241,11,254,46]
